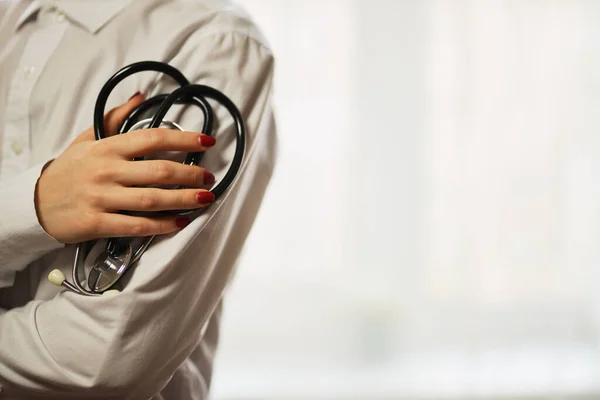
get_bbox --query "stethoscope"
[47,61,246,296]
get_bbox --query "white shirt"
[0,0,277,399]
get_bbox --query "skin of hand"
[35,93,218,244]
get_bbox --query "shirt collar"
[16,0,135,33]
[15,1,41,30]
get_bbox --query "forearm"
[0,162,63,287]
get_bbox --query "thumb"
[71,93,146,146]
[104,92,146,136]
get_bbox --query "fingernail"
[199,135,216,147]
[176,218,191,229]
[196,191,215,204]
[204,171,215,185]
[128,91,141,101]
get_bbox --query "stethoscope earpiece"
[48,269,67,287]
[48,269,121,296]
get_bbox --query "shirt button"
[11,140,24,156]
[23,66,36,80]
[55,11,66,23]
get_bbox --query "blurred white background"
[211,1,600,399]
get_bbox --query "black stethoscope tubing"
[51,61,247,296]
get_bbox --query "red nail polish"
[128,91,141,100]
[176,218,190,229]
[196,191,215,204]
[204,171,215,185]
[200,135,216,147]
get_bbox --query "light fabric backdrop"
[211,1,600,398]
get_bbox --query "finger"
[107,128,216,158]
[104,93,146,136]
[94,213,191,238]
[113,160,215,187]
[104,187,215,212]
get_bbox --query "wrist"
[34,159,62,243]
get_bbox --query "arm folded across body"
[0,31,276,399]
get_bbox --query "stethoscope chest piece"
[88,245,133,292]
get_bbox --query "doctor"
[0,0,276,399]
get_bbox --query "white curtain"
[211,1,600,398]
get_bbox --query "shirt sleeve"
[0,30,276,399]
[0,162,64,289]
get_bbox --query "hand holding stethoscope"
[41,61,245,297]
[36,95,215,243]
[36,93,216,244]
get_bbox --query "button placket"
[0,19,68,180]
